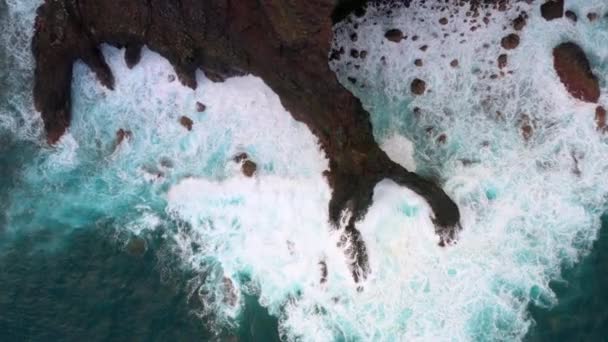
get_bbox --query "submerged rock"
[565,10,577,22]
[126,237,147,256]
[541,0,564,21]
[553,42,599,103]
[587,12,598,22]
[384,29,404,42]
[116,128,132,145]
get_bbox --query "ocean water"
[1,0,607,341]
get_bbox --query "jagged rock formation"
[32,0,461,282]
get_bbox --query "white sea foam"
[3,0,608,340]
[0,0,44,140]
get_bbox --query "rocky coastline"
[31,0,465,281]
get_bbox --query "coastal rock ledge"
[32,0,461,282]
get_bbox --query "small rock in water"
[233,152,257,177]
[168,74,176,82]
[565,10,577,22]
[437,134,447,144]
[498,54,508,69]
[195,101,206,112]
[126,237,147,256]
[512,14,527,30]
[439,17,448,25]
[553,42,599,103]
[596,106,606,131]
[411,78,426,95]
[501,34,520,50]
[420,45,428,52]
[116,128,132,145]
[233,152,249,163]
[180,116,194,131]
[587,12,598,22]
[414,59,423,67]
[160,157,174,168]
[384,29,404,42]
[242,160,257,177]
[450,59,459,68]
[540,0,564,21]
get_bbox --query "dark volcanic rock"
[411,79,426,95]
[32,0,462,281]
[501,34,520,50]
[553,42,600,103]
[498,54,508,69]
[450,59,459,68]
[180,116,193,131]
[565,10,577,22]
[596,106,606,131]
[414,59,423,67]
[587,12,598,22]
[195,101,206,112]
[541,0,564,21]
[512,14,526,31]
[384,29,404,42]
[116,128,132,145]
[233,152,249,163]
[242,160,257,177]
[126,237,147,256]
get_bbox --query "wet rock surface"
[411,78,426,95]
[540,0,564,21]
[553,42,600,103]
[179,116,193,131]
[32,0,461,282]
[384,29,404,42]
[501,33,520,50]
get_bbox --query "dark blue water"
[0,139,280,341]
[0,140,606,340]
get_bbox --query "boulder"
[180,116,194,131]
[195,102,206,112]
[553,42,599,103]
[541,0,563,20]
[411,79,426,95]
[242,160,257,177]
[384,29,404,42]
[501,34,520,50]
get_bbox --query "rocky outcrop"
[553,42,599,103]
[32,0,461,282]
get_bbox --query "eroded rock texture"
[32,0,461,282]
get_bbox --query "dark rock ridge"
[32,0,461,282]
[553,42,599,103]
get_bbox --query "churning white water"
[1,0,608,341]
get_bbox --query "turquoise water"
[2,0,608,341]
